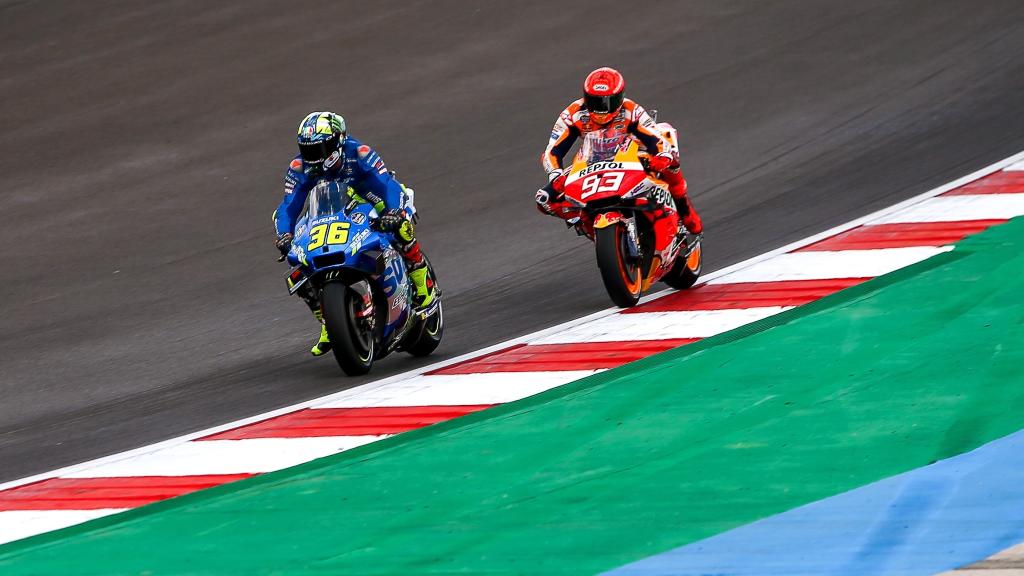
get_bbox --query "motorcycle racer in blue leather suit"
[273,111,435,357]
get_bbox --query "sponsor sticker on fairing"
[391,283,409,310]
[578,161,625,177]
[652,187,672,206]
[347,227,372,254]
[310,215,340,226]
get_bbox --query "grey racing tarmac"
[2,0,1024,481]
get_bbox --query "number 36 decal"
[580,171,625,198]
[307,221,351,251]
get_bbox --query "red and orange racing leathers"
[541,98,702,234]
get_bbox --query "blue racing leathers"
[273,136,406,237]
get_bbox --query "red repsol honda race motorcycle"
[547,125,702,307]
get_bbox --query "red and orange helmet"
[583,67,625,125]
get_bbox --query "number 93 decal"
[581,171,625,198]
[307,221,351,251]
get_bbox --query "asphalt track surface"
[2,0,1024,483]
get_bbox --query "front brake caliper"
[351,282,376,331]
[625,218,641,262]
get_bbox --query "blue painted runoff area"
[605,428,1024,576]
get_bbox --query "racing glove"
[275,232,293,256]
[647,151,678,173]
[535,188,557,215]
[377,209,406,232]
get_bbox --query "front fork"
[344,279,376,331]
[594,212,641,264]
[291,270,377,335]
[623,217,641,263]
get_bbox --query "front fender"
[593,211,626,229]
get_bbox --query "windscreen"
[576,130,630,164]
[306,180,348,221]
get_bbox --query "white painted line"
[2,149,1023,496]
[316,371,603,408]
[0,509,128,546]
[1005,160,1024,171]
[60,437,385,478]
[532,307,792,344]
[707,246,952,284]
[871,194,1024,224]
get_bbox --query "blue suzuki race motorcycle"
[283,180,443,375]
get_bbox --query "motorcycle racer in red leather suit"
[537,67,703,236]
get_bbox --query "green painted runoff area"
[4,219,1024,575]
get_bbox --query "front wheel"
[596,222,642,307]
[405,300,444,357]
[663,235,702,290]
[321,281,375,376]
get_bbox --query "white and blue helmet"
[296,111,347,175]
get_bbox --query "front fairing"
[557,134,684,295]
[288,216,312,268]
[562,136,653,206]
[288,190,411,347]
[563,167,648,205]
[289,202,382,276]
[376,246,411,335]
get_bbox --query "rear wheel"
[663,236,702,290]
[596,222,642,307]
[321,281,375,376]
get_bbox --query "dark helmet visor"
[584,92,624,114]
[298,133,340,165]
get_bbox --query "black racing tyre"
[405,300,444,357]
[595,223,642,308]
[321,281,375,376]
[664,236,703,290]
